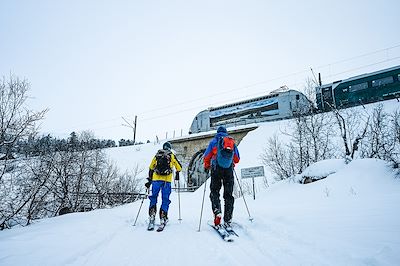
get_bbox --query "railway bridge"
[169,124,258,190]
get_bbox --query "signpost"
[241,166,265,200]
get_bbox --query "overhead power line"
[130,44,400,120]
[47,44,400,135]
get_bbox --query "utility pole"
[133,115,137,144]
[122,116,137,144]
[318,73,322,86]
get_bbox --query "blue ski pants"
[149,180,172,213]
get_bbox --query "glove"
[175,171,180,181]
[145,178,152,188]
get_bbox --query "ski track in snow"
[1,170,400,266]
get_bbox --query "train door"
[321,86,334,110]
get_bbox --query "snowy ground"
[1,100,400,265]
[0,157,399,266]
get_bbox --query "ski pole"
[233,169,253,222]
[177,179,182,222]
[197,177,208,232]
[133,188,149,226]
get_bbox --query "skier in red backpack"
[203,126,240,227]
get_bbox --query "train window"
[372,76,393,87]
[296,94,300,100]
[349,82,368,92]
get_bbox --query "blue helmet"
[163,142,172,150]
[217,126,227,133]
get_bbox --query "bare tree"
[288,108,335,171]
[358,106,400,169]
[260,134,296,180]
[0,75,47,228]
[300,77,317,105]
[0,76,146,229]
[0,75,47,181]
[394,110,400,144]
[261,78,337,180]
[296,78,335,165]
[391,110,400,171]
[331,107,369,162]
[358,105,390,159]
[22,157,56,225]
[0,157,54,228]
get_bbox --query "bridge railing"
[172,186,200,192]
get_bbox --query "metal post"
[233,169,253,222]
[133,115,137,144]
[318,73,322,86]
[252,177,255,200]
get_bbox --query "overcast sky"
[1,0,399,142]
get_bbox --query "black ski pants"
[209,165,234,223]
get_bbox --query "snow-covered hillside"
[0,159,398,265]
[1,100,400,266]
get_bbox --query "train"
[316,65,400,111]
[189,65,400,134]
[189,88,310,134]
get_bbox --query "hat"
[163,142,172,150]
[217,126,227,133]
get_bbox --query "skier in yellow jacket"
[145,142,182,229]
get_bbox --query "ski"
[224,224,239,237]
[156,224,165,232]
[208,222,234,242]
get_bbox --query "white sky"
[1,0,400,142]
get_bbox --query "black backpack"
[155,149,172,175]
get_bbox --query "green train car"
[316,65,400,111]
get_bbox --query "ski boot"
[157,209,168,232]
[147,206,156,231]
[214,213,222,226]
